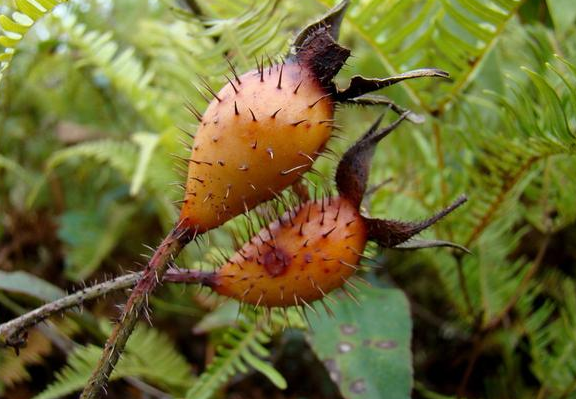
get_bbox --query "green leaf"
[130,132,160,196]
[546,0,576,34]
[308,285,413,399]
[0,0,67,82]
[34,323,194,399]
[0,271,65,301]
[0,154,38,186]
[58,203,138,281]
[186,317,285,399]
[313,0,524,111]
[193,301,241,334]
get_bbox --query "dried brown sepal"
[335,68,451,101]
[335,112,409,208]
[394,238,471,253]
[292,0,350,50]
[364,195,468,248]
[293,27,351,88]
[335,113,467,251]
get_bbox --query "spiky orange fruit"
[180,64,333,233]
[213,196,366,307]
[203,113,468,308]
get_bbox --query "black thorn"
[267,54,273,74]
[249,108,257,121]
[309,94,331,108]
[234,101,239,116]
[293,80,303,94]
[177,126,195,140]
[292,119,308,127]
[277,64,284,89]
[184,102,202,122]
[254,55,261,74]
[225,75,239,94]
[226,57,241,84]
[271,108,282,118]
[322,226,337,238]
[199,76,221,102]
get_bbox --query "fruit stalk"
[0,268,213,349]
[79,223,194,399]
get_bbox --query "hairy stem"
[0,267,214,349]
[0,273,138,348]
[80,224,195,399]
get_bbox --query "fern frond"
[201,0,288,69]
[45,139,138,180]
[34,323,194,399]
[0,153,37,185]
[315,0,525,111]
[459,54,576,245]
[185,317,286,399]
[0,0,68,82]
[518,281,576,397]
[0,329,52,388]
[57,15,177,131]
[43,137,178,200]
[130,0,288,110]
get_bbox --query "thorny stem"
[79,225,195,399]
[1,291,172,399]
[0,273,138,348]
[0,267,213,349]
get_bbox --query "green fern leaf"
[0,154,37,185]
[186,318,286,399]
[57,15,176,131]
[314,0,526,111]
[129,0,288,115]
[45,139,138,180]
[460,54,576,245]
[34,323,194,399]
[518,281,576,397]
[0,0,68,81]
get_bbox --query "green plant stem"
[79,224,195,399]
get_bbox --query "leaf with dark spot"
[308,285,412,399]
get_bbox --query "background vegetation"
[1,0,575,398]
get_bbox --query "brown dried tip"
[290,0,351,86]
[335,113,468,251]
[336,112,409,208]
[365,195,468,249]
[292,0,349,48]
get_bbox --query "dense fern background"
[1,0,575,398]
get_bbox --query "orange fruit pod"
[191,113,468,308]
[81,3,452,394]
[178,0,449,234]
